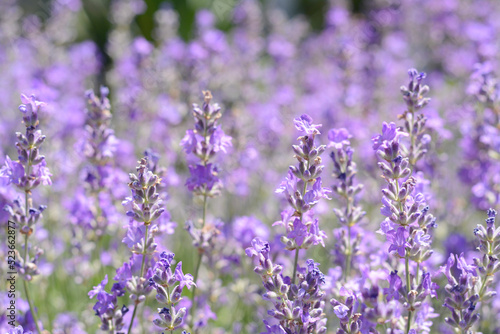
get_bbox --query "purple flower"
[303,177,332,205]
[174,262,195,290]
[384,271,402,301]
[19,94,46,116]
[328,128,351,148]
[89,275,109,299]
[293,114,322,135]
[122,221,146,250]
[456,252,477,277]
[0,156,25,186]
[36,160,52,186]
[232,216,269,247]
[185,163,222,195]
[180,129,198,154]
[387,227,410,257]
[421,273,439,299]
[262,320,287,334]
[372,122,408,150]
[333,304,349,320]
[245,237,270,259]
[7,326,32,334]
[414,230,431,248]
[210,127,232,153]
[287,218,308,246]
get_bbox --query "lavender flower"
[330,291,362,334]
[459,64,500,210]
[150,252,195,331]
[90,156,165,334]
[275,114,330,283]
[399,69,432,167]
[373,70,437,333]
[181,91,231,329]
[181,90,232,198]
[6,326,33,334]
[329,127,365,280]
[246,238,327,334]
[89,275,129,332]
[472,209,500,300]
[2,95,51,334]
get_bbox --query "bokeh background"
[1,0,499,333]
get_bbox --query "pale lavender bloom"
[387,227,410,257]
[372,122,408,150]
[293,114,322,135]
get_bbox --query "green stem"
[23,189,43,334]
[126,225,149,334]
[345,225,352,282]
[126,302,139,334]
[292,248,300,285]
[190,194,208,326]
[478,274,489,298]
[22,266,43,333]
[405,253,412,333]
[292,158,309,285]
[406,310,413,334]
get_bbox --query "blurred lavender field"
[1,0,500,333]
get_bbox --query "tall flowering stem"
[124,157,165,334]
[374,122,439,334]
[1,95,52,333]
[89,156,166,333]
[328,128,365,281]
[459,64,500,209]
[373,69,438,333]
[181,91,231,328]
[81,86,117,235]
[246,238,327,333]
[275,114,330,284]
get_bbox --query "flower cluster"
[275,114,331,252]
[181,90,232,198]
[89,275,129,332]
[181,91,231,330]
[329,128,365,279]
[83,87,117,181]
[246,238,327,334]
[441,209,500,333]
[441,211,500,333]
[373,70,438,332]
[149,252,195,331]
[331,292,362,334]
[1,95,52,192]
[90,156,166,332]
[460,63,500,210]
[4,0,500,331]
[6,326,33,334]
[399,69,432,167]
[1,95,51,333]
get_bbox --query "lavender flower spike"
[181,91,231,329]
[91,156,165,334]
[2,94,51,334]
[329,127,365,280]
[150,252,195,331]
[246,238,327,334]
[125,157,164,333]
[275,114,330,284]
[399,68,432,166]
[373,71,437,334]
